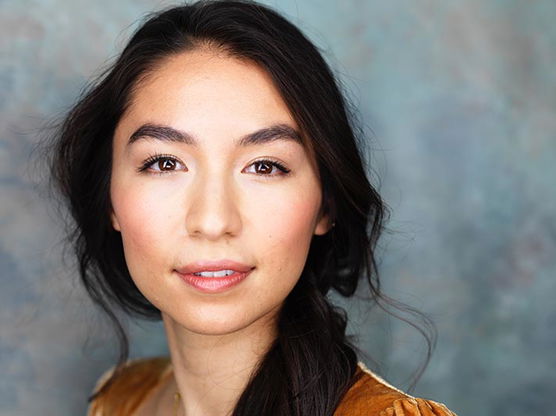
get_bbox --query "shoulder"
[334,362,458,416]
[87,356,172,416]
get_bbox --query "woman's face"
[110,49,330,336]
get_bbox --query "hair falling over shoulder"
[47,1,436,414]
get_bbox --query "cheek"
[111,183,179,278]
[268,199,317,242]
[252,188,321,274]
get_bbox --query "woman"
[49,1,458,415]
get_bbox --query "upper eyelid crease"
[127,123,303,147]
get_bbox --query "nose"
[185,171,242,240]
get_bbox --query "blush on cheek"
[275,198,320,237]
[115,184,176,237]
[262,198,320,273]
[113,193,171,271]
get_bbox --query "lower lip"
[176,269,253,293]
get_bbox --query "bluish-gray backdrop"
[2,1,555,415]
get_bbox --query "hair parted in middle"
[49,1,435,414]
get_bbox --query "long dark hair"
[48,1,436,414]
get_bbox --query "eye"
[137,154,186,174]
[243,158,291,177]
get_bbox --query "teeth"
[193,269,236,277]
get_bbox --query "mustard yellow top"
[87,357,458,415]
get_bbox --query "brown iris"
[159,159,176,171]
[254,161,272,175]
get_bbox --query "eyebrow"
[127,123,303,147]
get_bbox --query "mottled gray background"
[2,0,555,415]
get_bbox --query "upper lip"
[176,259,254,274]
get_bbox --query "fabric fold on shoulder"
[379,398,458,416]
[333,362,458,416]
[87,356,171,416]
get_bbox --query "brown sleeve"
[379,398,458,416]
[87,357,171,416]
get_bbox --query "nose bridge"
[185,167,241,239]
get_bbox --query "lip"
[176,259,254,275]
[176,269,253,293]
[175,259,255,294]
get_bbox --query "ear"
[314,211,333,236]
[110,210,121,232]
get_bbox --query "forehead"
[116,48,318,167]
[124,49,296,134]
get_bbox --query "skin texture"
[109,48,331,415]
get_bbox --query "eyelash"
[137,153,291,177]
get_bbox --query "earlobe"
[110,211,121,232]
[314,213,334,236]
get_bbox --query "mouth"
[175,259,255,293]
[175,268,254,293]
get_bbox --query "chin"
[162,304,280,337]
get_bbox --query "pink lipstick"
[175,260,254,293]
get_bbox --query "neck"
[161,311,278,416]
